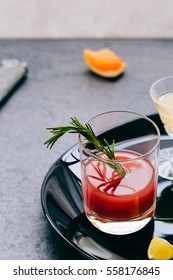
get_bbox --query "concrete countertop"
[0,39,173,259]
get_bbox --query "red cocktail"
[79,111,160,234]
[81,150,156,222]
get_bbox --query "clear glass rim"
[78,110,160,163]
[150,75,173,105]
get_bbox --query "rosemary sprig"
[44,117,126,177]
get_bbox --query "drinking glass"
[79,111,160,235]
[150,76,173,180]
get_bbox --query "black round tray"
[41,114,173,260]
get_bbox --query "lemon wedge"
[148,237,173,260]
[83,48,127,78]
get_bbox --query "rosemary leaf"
[44,117,126,177]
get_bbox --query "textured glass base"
[159,147,173,180]
[87,216,152,235]
[85,205,155,235]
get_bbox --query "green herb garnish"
[44,117,126,177]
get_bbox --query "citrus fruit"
[147,237,173,260]
[83,48,127,78]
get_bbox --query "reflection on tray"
[68,213,154,260]
[155,180,173,220]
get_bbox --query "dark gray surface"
[0,39,173,259]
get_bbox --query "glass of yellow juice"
[150,76,173,179]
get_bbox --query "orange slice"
[147,237,173,260]
[83,48,127,78]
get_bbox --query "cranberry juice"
[81,150,157,221]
